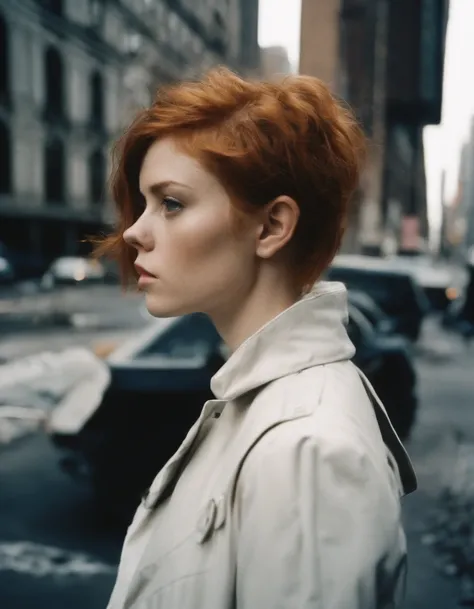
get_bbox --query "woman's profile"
[99,67,417,609]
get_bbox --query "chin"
[144,294,195,319]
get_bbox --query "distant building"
[448,120,474,260]
[0,0,260,271]
[261,45,292,78]
[299,0,449,256]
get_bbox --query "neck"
[209,270,302,352]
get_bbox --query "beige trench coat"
[107,281,417,609]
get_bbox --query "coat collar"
[211,281,355,401]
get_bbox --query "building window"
[89,149,105,205]
[44,138,65,204]
[44,46,65,118]
[0,13,9,104]
[0,121,11,194]
[90,70,104,129]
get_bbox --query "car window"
[347,306,375,346]
[138,313,221,360]
[348,293,387,327]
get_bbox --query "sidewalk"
[403,338,474,608]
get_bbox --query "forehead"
[139,137,211,190]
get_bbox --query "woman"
[100,68,417,609]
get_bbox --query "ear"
[256,196,300,259]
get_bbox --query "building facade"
[299,0,449,256]
[261,45,292,78]
[0,0,260,273]
[446,121,474,261]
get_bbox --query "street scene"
[1,0,474,608]
[1,286,474,608]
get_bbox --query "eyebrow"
[139,180,192,197]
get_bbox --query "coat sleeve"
[234,420,406,609]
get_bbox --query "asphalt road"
[0,283,146,337]
[0,316,473,608]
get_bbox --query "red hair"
[96,67,366,289]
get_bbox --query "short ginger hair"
[97,67,366,289]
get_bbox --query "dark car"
[0,256,15,285]
[347,305,417,440]
[49,308,417,521]
[387,256,461,312]
[0,241,47,280]
[327,255,430,341]
[347,290,397,335]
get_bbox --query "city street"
[0,311,472,608]
[0,284,145,339]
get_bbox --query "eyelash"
[161,196,184,214]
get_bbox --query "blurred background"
[1,1,474,608]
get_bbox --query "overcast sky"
[258,0,474,234]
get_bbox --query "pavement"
[403,341,474,609]
[0,302,473,608]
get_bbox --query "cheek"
[170,212,250,269]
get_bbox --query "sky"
[258,0,302,68]
[258,0,474,239]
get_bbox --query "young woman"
[100,68,416,609]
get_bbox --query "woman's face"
[123,137,259,318]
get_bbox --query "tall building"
[299,0,449,256]
[261,46,292,78]
[449,120,474,260]
[0,0,260,274]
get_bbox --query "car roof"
[107,317,179,363]
[331,255,411,278]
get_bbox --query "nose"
[123,216,153,251]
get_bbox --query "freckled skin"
[123,137,259,320]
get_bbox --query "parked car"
[48,305,418,522]
[0,241,47,279]
[386,255,461,312]
[347,290,397,335]
[41,256,106,288]
[442,257,474,338]
[0,256,15,285]
[347,305,417,440]
[327,255,430,341]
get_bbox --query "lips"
[135,263,156,278]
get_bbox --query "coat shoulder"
[242,361,390,487]
[252,359,377,430]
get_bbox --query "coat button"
[196,499,217,544]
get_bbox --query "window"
[90,70,104,128]
[44,138,65,204]
[347,306,374,347]
[0,13,9,103]
[0,121,11,194]
[89,149,105,205]
[44,46,65,117]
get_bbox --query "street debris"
[423,440,474,606]
[0,541,115,578]
[0,348,110,444]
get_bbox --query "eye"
[162,196,184,214]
